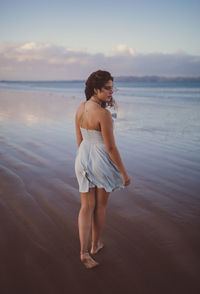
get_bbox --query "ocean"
[1,79,199,145]
[0,80,200,105]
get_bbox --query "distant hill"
[114,76,200,82]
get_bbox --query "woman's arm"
[100,109,130,185]
[75,108,83,147]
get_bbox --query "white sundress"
[75,102,124,193]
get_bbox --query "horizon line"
[1,75,200,83]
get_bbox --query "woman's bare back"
[78,101,105,131]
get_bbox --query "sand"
[0,89,199,294]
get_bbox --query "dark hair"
[85,70,116,108]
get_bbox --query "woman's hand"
[122,172,131,186]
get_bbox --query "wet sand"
[0,89,200,294]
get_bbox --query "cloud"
[19,42,39,51]
[110,44,136,56]
[0,42,199,80]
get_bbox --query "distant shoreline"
[114,76,200,82]
[1,76,200,83]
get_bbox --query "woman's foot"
[90,240,104,255]
[80,251,99,269]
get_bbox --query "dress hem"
[79,185,124,193]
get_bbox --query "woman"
[75,70,130,269]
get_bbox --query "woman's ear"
[94,88,98,95]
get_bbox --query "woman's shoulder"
[90,106,112,121]
[79,101,85,109]
[99,108,113,124]
[101,107,112,116]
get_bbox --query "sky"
[0,0,200,80]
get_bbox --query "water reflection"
[1,89,200,147]
[0,90,80,128]
[25,114,39,126]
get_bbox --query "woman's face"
[95,80,113,102]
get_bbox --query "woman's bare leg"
[91,188,110,254]
[78,188,99,268]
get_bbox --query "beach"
[0,87,200,294]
